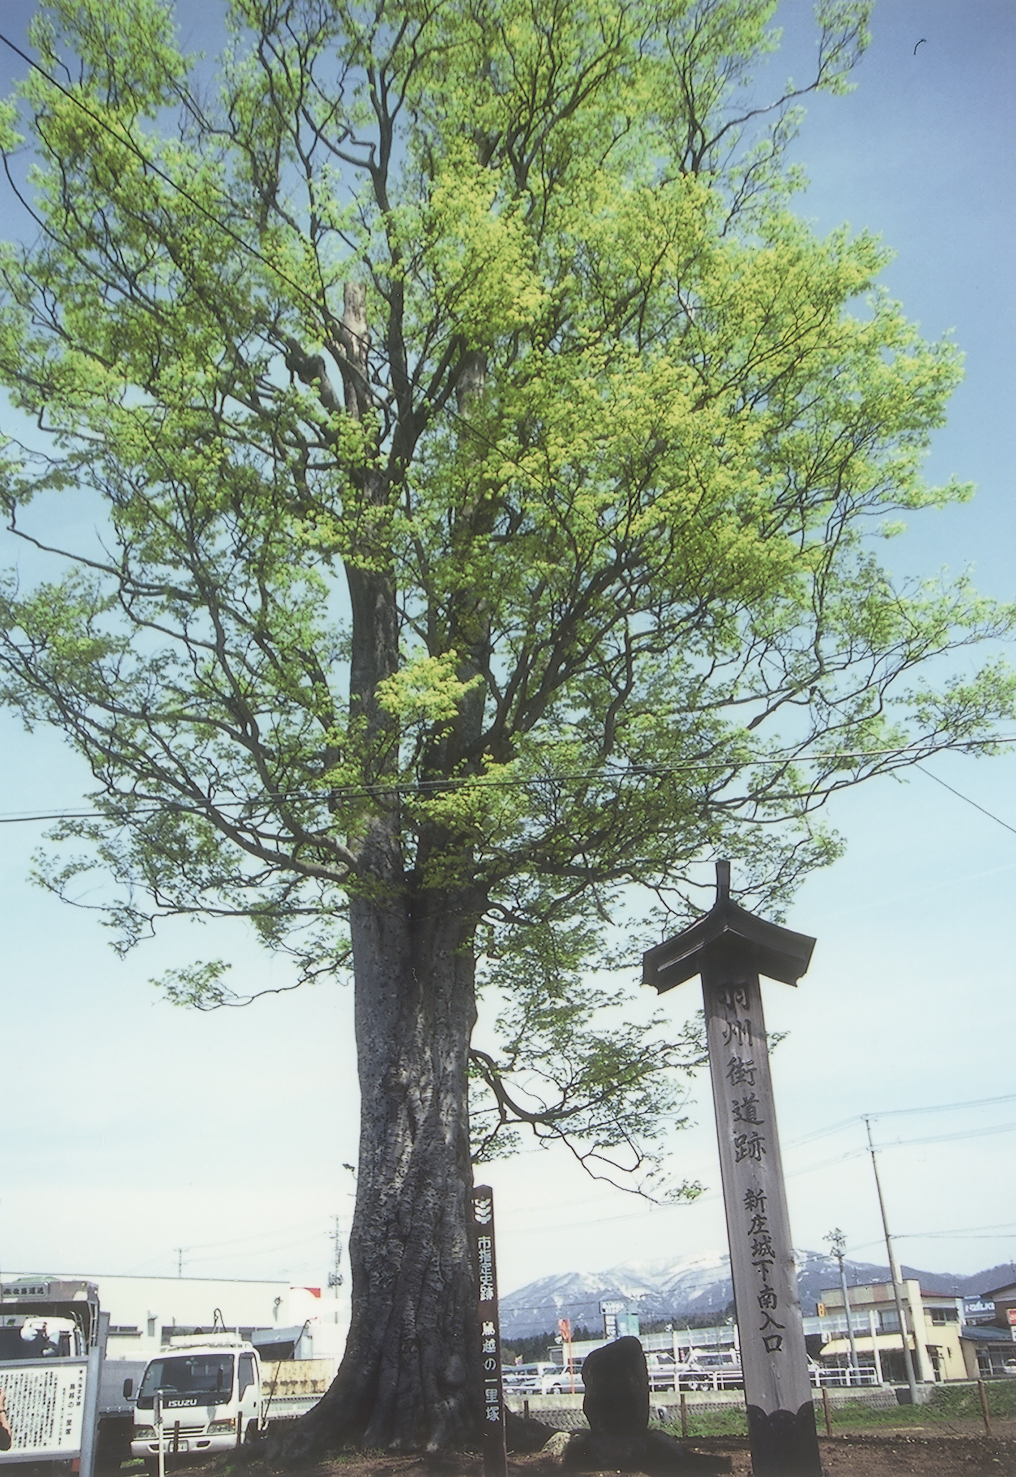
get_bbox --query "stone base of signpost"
[746,1403,823,1476]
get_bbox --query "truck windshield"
[0,1324,74,1359]
[137,1355,234,1407]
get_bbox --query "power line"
[184,1231,332,1266]
[2,37,1015,853]
[6,15,1016,756]
[893,1221,1016,1242]
[863,1090,1016,1119]
[0,737,1014,826]
[916,764,1016,838]
[783,1093,1016,1151]
[872,1120,1016,1150]
[164,1216,330,1255]
[0,26,542,480]
[502,1092,1016,1212]
[497,1093,1016,1237]
[506,1091,1016,1188]
[0,30,333,331]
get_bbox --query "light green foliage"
[0,0,1013,1186]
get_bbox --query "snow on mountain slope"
[499,1249,980,1340]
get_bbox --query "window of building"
[929,1308,958,1325]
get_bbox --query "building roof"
[821,1333,915,1355]
[818,1279,953,1303]
[982,1283,1016,1301]
[960,1324,1016,1346]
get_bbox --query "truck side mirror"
[123,1378,133,1398]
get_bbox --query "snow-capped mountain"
[498,1249,992,1341]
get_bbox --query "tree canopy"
[1,0,1013,1451]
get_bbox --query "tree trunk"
[271,876,483,1456]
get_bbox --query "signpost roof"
[642,861,816,993]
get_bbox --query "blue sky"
[0,0,1013,1301]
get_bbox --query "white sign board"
[0,1360,87,1461]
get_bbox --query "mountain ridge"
[499,1251,1012,1340]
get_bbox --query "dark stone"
[503,1406,556,1453]
[643,1429,733,1473]
[581,1336,649,1437]
[745,1402,822,1477]
[564,1432,646,1469]
[559,1430,732,1473]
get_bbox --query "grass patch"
[926,1381,1016,1421]
[824,1402,936,1430]
[657,1381,1016,1439]
[824,1382,1016,1428]
[658,1408,747,1438]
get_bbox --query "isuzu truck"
[130,1334,265,1472]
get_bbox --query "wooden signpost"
[471,1185,507,1477]
[643,861,822,1477]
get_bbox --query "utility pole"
[328,1216,344,1300]
[864,1117,918,1402]
[824,1228,860,1381]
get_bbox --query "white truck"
[0,1277,138,1472]
[2,1281,336,1474]
[129,1335,265,1472]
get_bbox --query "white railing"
[809,1365,879,1387]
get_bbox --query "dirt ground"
[241,1423,1016,1477]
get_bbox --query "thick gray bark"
[271,876,484,1455]
[267,287,491,1455]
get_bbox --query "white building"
[816,1279,966,1384]
[4,1273,350,1364]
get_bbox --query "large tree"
[0,0,1012,1452]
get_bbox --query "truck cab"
[131,1335,263,1471]
[0,1314,83,1362]
[0,1278,103,1468]
[0,1279,98,1357]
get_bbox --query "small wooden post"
[472,1185,508,1477]
[821,1386,832,1437]
[978,1379,992,1437]
[644,862,821,1477]
[679,1391,688,1438]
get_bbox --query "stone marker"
[552,1338,734,1475]
[581,1335,649,1437]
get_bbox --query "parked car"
[645,1353,679,1391]
[675,1351,743,1390]
[501,1362,580,1395]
